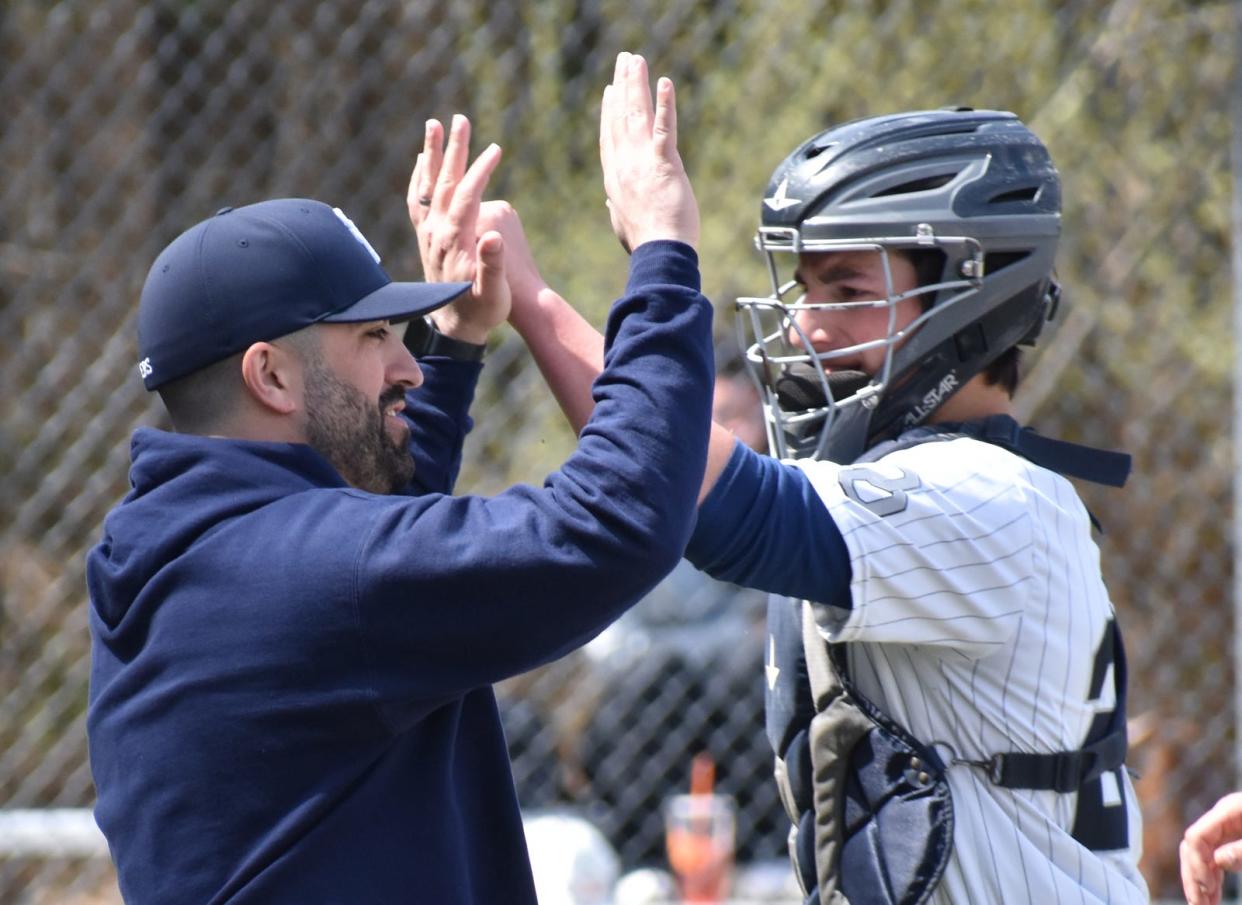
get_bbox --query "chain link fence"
[1,0,1237,901]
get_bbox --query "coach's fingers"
[407,153,425,226]
[410,120,445,266]
[652,77,677,160]
[407,153,441,274]
[600,85,617,197]
[623,53,653,139]
[599,84,611,169]
[608,52,629,159]
[445,143,502,238]
[421,120,444,206]
[461,142,502,195]
[433,114,471,216]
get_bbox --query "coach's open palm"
[600,52,699,253]
[408,115,509,345]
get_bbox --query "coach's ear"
[240,340,303,416]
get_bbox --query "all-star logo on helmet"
[764,178,801,212]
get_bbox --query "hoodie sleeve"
[398,358,482,496]
[345,241,714,718]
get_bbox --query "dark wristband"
[403,316,487,362]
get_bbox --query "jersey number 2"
[838,465,920,517]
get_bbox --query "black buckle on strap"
[988,750,1089,793]
[954,725,1126,793]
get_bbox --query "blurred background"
[1,0,1237,901]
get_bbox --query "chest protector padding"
[768,593,953,905]
[803,603,954,905]
[767,416,1132,905]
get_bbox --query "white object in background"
[613,867,678,905]
[523,810,620,905]
[0,808,108,857]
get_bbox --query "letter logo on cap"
[138,357,153,379]
[332,207,382,264]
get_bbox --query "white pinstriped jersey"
[791,434,1149,905]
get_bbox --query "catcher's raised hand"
[407,115,508,344]
[599,52,699,253]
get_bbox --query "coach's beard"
[303,361,414,495]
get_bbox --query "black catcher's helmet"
[736,108,1062,462]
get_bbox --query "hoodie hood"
[87,428,347,634]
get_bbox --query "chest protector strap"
[769,415,1133,905]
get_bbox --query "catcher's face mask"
[736,232,982,462]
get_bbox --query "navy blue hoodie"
[86,242,712,904]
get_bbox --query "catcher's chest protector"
[766,417,1132,905]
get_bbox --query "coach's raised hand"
[408,114,509,344]
[600,52,699,253]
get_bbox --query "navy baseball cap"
[137,198,471,390]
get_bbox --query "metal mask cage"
[736,229,984,460]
